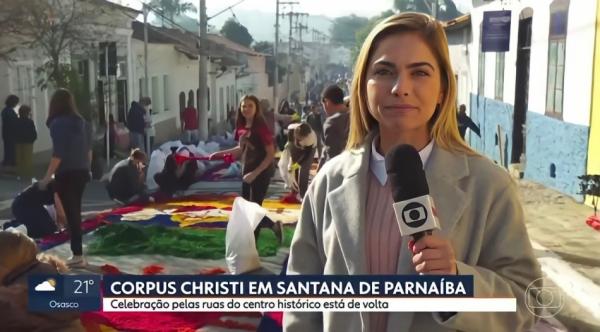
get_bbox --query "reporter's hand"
[409,233,457,275]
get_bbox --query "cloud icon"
[35,279,56,292]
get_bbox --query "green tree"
[148,0,197,27]
[1,0,115,89]
[351,10,395,66]
[253,41,273,55]
[329,15,369,47]
[221,18,254,47]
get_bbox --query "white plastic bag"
[225,197,266,274]
[146,149,167,190]
[277,148,293,189]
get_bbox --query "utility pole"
[274,1,298,109]
[143,4,151,156]
[287,11,293,102]
[104,43,110,167]
[198,0,208,141]
[293,13,308,103]
[274,0,279,110]
[143,5,149,98]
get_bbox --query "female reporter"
[285,12,541,332]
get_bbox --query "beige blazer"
[284,136,542,332]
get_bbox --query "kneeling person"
[3,181,66,238]
[106,149,148,204]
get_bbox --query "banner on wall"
[482,10,512,52]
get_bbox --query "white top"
[369,138,434,186]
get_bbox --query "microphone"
[385,144,440,242]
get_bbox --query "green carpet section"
[87,223,294,259]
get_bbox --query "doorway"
[511,9,533,164]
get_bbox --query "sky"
[113,0,473,19]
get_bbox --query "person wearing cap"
[105,149,149,205]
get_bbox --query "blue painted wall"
[525,112,589,200]
[468,94,514,167]
[468,94,589,201]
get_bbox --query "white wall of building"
[447,27,472,110]
[0,53,52,154]
[131,41,199,130]
[470,0,596,126]
[213,71,236,124]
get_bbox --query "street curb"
[531,240,600,322]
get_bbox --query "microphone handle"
[412,229,433,242]
[412,230,433,276]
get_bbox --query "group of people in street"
[2,95,38,180]
[0,11,543,332]
[126,96,154,154]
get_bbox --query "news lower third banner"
[29,275,516,313]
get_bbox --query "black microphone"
[385,144,440,242]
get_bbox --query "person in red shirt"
[181,101,199,144]
[210,95,281,242]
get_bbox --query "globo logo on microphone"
[392,195,440,237]
[401,202,428,228]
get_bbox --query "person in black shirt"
[14,105,37,180]
[106,149,149,204]
[457,104,481,139]
[2,180,66,238]
[305,104,323,158]
[1,95,19,170]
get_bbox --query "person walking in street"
[317,84,349,170]
[181,99,199,144]
[127,99,146,150]
[14,105,37,180]
[39,88,92,268]
[305,103,324,158]
[457,104,480,139]
[285,13,541,332]
[210,95,281,242]
[1,95,19,171]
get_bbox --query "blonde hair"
[0,232,68,284]
[0,231,38,282]
[347,12,475,155]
